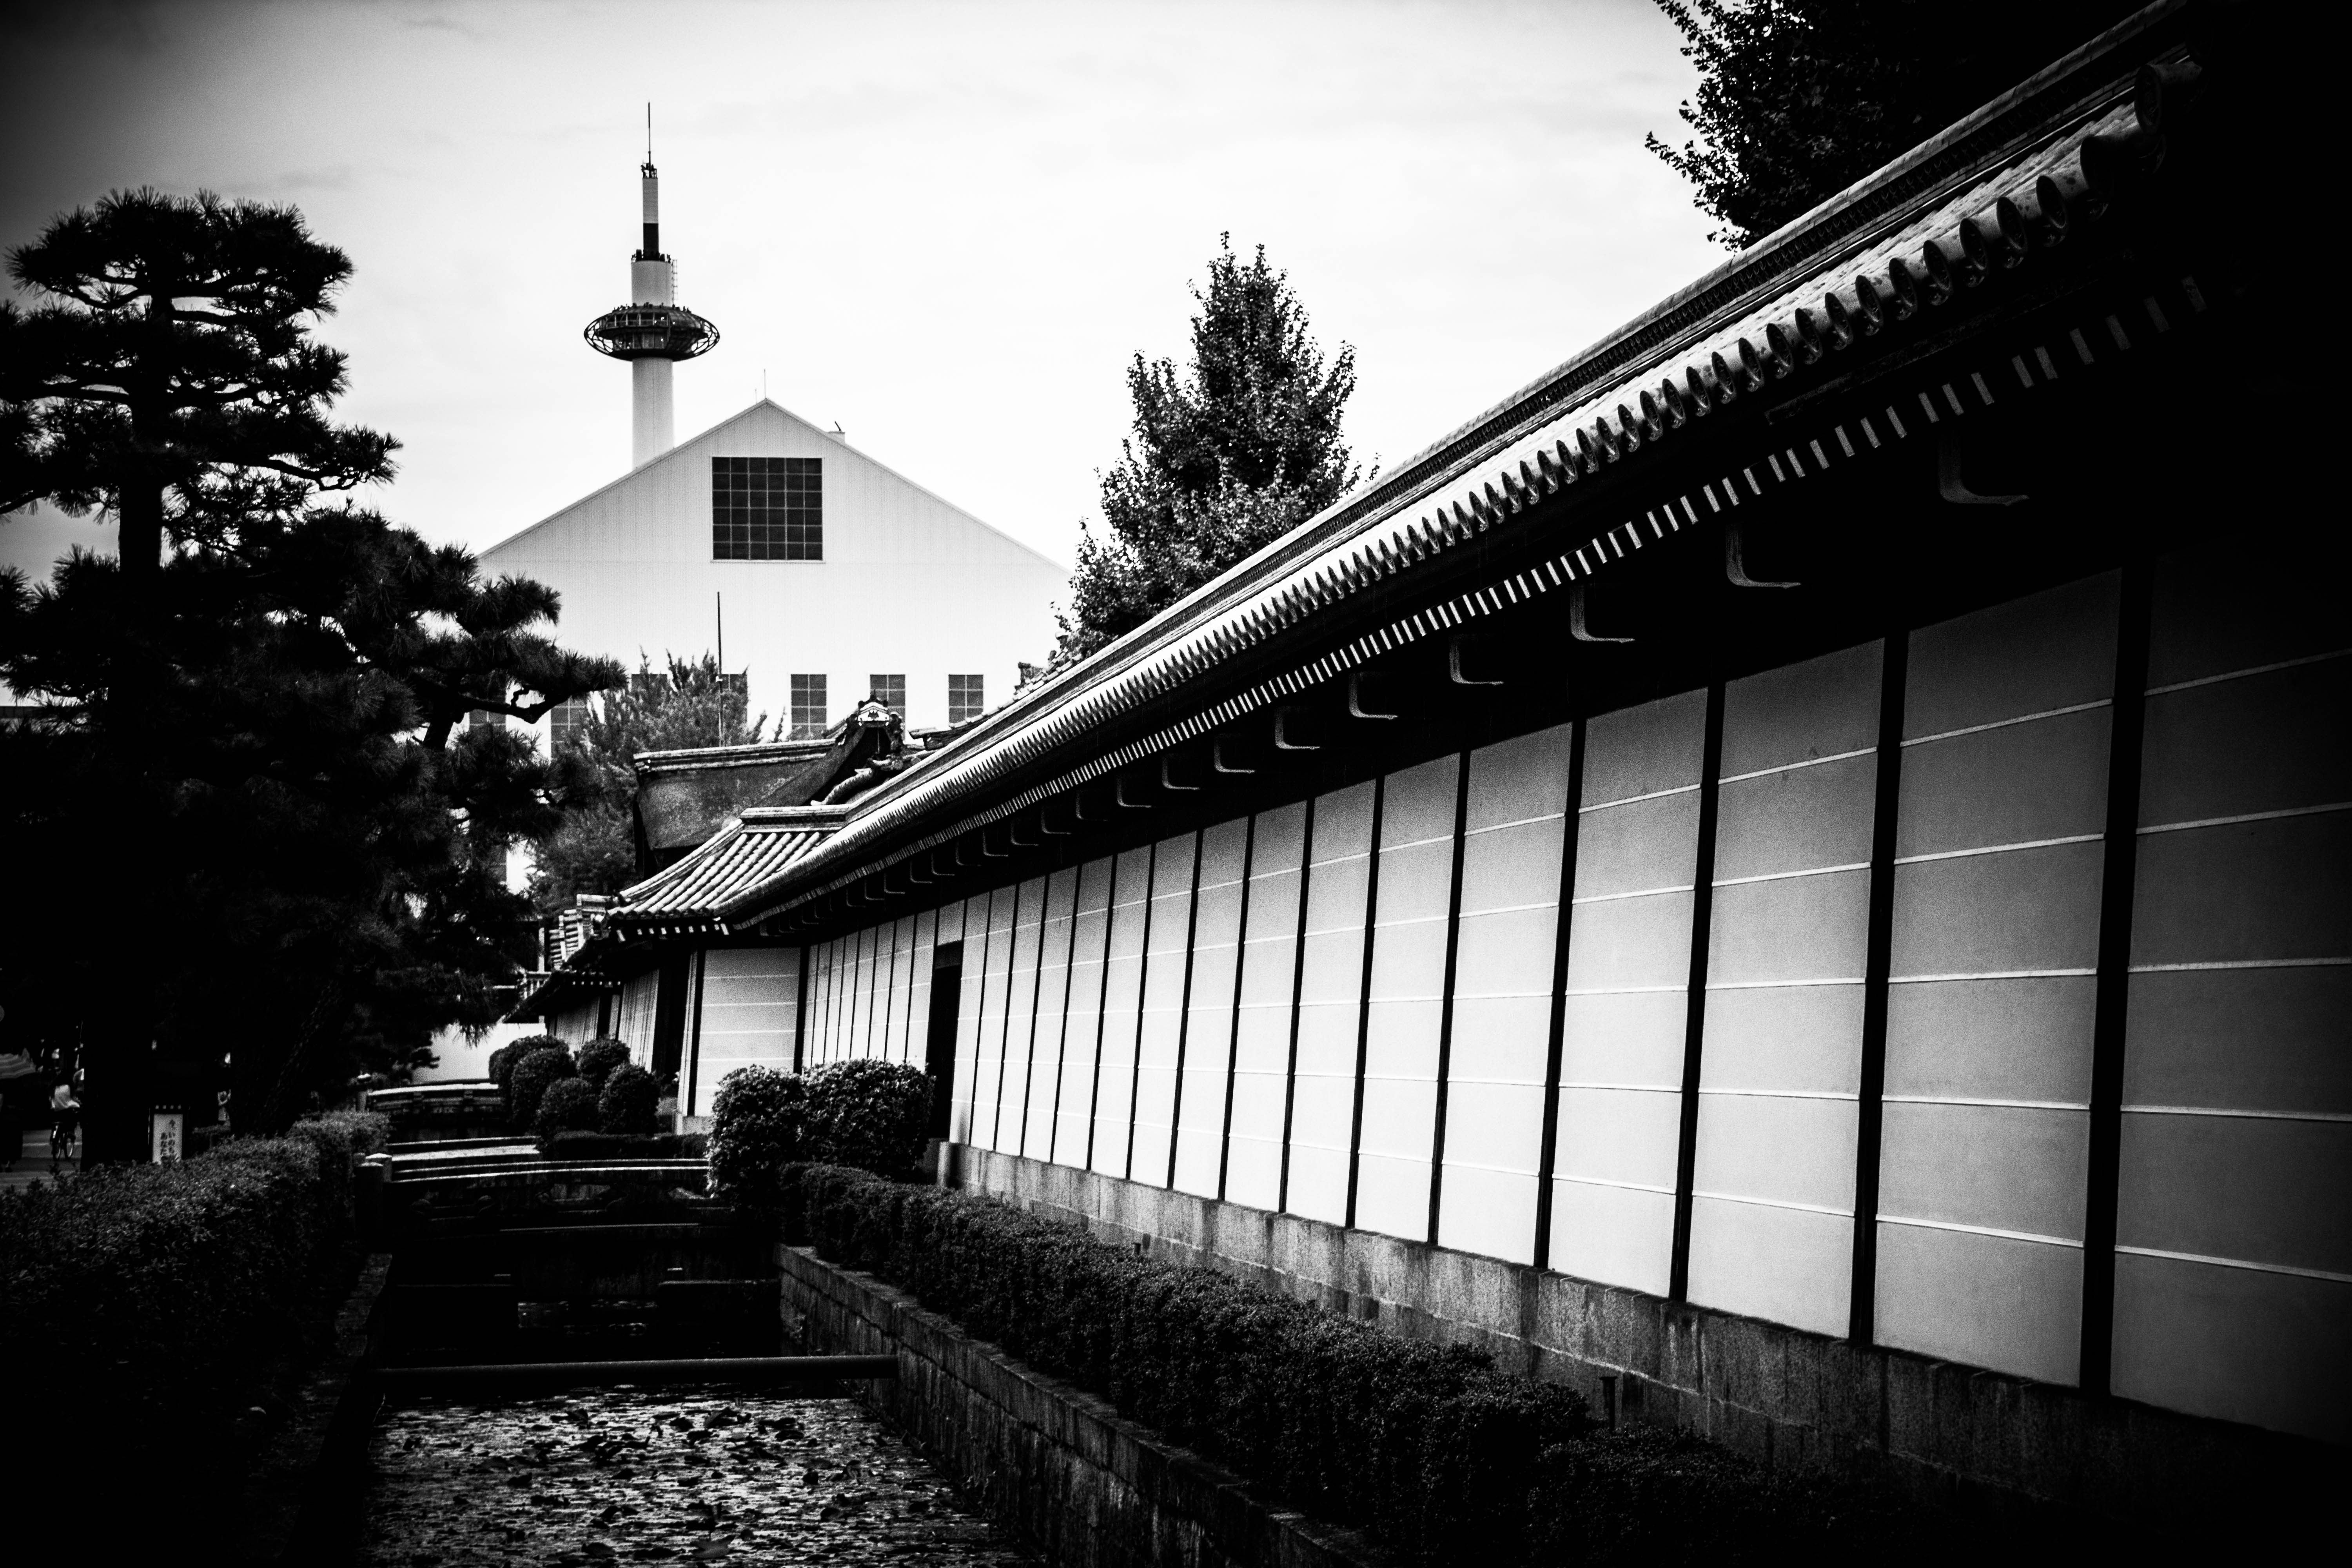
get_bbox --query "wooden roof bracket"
[1160,754,1203,791]
[1936,429,2027,506]
[1274,706,1323,751]
[1348,670,1401,719]
[1116,775,1157,809]
[1568,584,1634,642]
[1212,735,1260,774]
[1725,524,1801,588]
[1449,633,1506,686]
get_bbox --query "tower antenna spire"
[586,108,717,468]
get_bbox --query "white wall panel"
[1021,869,1079,1159]
[1227,804,1307,1210]
[996,877,1047,1151]
[1091,846,1154,1176]
[1689,643,1878,1338]
[1356,755,1461,1241]
[1130,834,1198,1185]
[1876,574,2116,1385]
[615,969,661,1066]
[950,899,985,1143]
[968,886,1017,1151]
[1174,819,1250,1197]
[1286,783,1376,1223]
[2112,554,2350,1442]
[1550,689,1705,1295]
[1438,724,1572,1265]
[1053,858,1116,1167]
[690,946,800,1115]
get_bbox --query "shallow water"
[361,1387,1034,1565]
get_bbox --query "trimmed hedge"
[534,1076,601,1138]
[706,1061,932,1209]
[598,1062,660,1134]
[577,1037,630,1090]
[490,1033,564,1098]
[795,1163,1585,1563]
[507,1042,575,1130]
[0,1114,383,1496]
[791,1164,1950,1566]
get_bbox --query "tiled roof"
[719,3,2196,929]
[607,808,841,936]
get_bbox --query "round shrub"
[576,1037,630,1091]
[507,1044,576,1131]
[707,1065,806,1215]
[492,1033,564,1099]
[533,1076,601,1139]
[597,1063,660,1135]
[801,1060,933,1178]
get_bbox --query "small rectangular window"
[790,674,828,739]
[712,456,822,560]
[947,673,984,726]
[550,697,593,752]
[869,674,906,718]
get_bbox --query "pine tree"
[1646,1,2143,248]
[0,190,619,1147]
[529,652,770,911]
[1053,238,1360,666]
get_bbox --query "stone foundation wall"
[776,1243,1387,1568]
[950,1145,2331,1528]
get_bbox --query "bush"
[507,1044,576,1130]
[598,1062,660,1134]
[0,1116,369,1515]
[706,1065,806,1215]
[534,1076,601,1138]
[793,1163,1584,1563]
[577,1037,630,1090]
[491,1033,564,1099]
[800,1060,933,1177]
[304,1108,392,1158]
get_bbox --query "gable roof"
[481,398,1062,570]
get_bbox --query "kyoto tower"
[584,116,719,468]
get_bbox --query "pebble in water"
[362,1388,1036,1565]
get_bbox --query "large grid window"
[712,456,822,561]
[790,674,828,739]
[869,674,906,718]
[948,673,984,725]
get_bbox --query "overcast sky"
[1,0,1719,592]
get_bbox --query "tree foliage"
[1647,1,2144,248]
[1053,238,1360,666]
[527,651,769,911]
[0,189,618,1146]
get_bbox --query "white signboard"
[150,1111,184,1164]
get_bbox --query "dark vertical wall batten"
[1670,683,1728,1302]
[1848,632,1910,1345]
[1276,797,1318,1215]
[1423,755,1474,1243]
[1343,777,1387,1231]
[1532,719,1586,1272]
[2080,561,2155,1395]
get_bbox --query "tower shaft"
[632,358,675,469]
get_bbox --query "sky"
[0,0,1721,588]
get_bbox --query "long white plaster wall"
[781,559,2347,1447]
[686,946,801,1117]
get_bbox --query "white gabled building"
[483,398,1063,740]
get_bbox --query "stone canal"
[360,1386,1036,1566]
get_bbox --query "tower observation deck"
[585,144,718,468]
